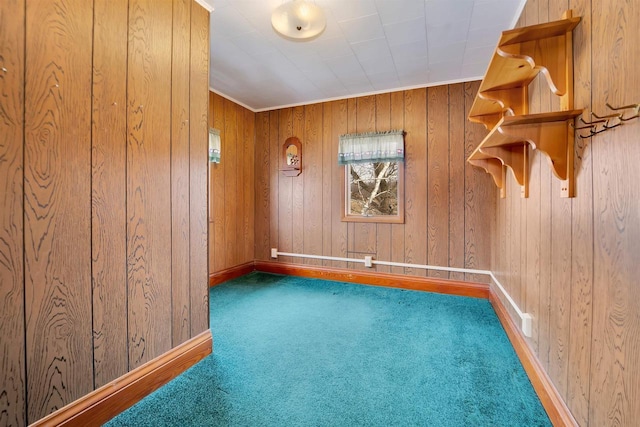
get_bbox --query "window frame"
[341,161,405,224]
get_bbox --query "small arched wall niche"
[280,136,302,177]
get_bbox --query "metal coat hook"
[607,102,639,121]
[591,111,621,120]
[576,102,639,138]
[620,111,640,121]
[571,122,594,130]
[579,116,605,126]
[603,120,622,130]
[588,127,609,137]
[606,102,639,111]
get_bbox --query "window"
[338,130,405,223]
[344,161,404,223]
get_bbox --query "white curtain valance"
[338,130,404,165]
[209,128,221,163]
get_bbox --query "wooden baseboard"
[31,330,213,427]
[489,290,577,427]
[254,260,489,298]
[209,261,255,287]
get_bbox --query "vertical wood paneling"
[255,112,271,260]
[331,100,348,268]
[463,81,492,283]
[496,176,512,318]
[243,108,255,263]
[208,222,214,277]
[0,0,25,423]
[6,1,210,424]
[519,0,541,357]
[549,181,572,398]
[389,91,406,275]
[448,84,465,281]
[504,170,513,299]
[235,103,245,264]
[321,102,334,267]
[590,0,640,425]
[519,166,527,342]
[352,96,377,258]
[303,103,323,265]
[510,166,522,309]
[536,0,553,376]
[208,94,214,219]
[278,108,293,263]
[170,0,191,347]
[346,98,356,255]
[24,0,94,420]
[92,0,128,388]
[427,86,449,278]
[211,93,225,272]
[567,0,593,424]
[269,110,280,258]
[189,1,210,336]
[539,154,552,372]
[403,89,428,276]
[291,106,305,261]
[127,0,173,368]
[538,0,558,372]
[525,148,541,353]
[375,93,391,273]
[223,99,238,268]
[204,98,257,269]
[495,176,506,286]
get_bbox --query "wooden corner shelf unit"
[467,10,582,198]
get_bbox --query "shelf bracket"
[480,144,529,198]
[468,159,507,198]
[498,36,569,97]
[501,119,576,197]
[469,86,529,130]
[469,112,504,131]
[498,10,578,110]
[479,87,529,115]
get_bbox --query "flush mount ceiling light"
[271,0,326,41]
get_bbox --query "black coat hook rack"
[573,102,639,138]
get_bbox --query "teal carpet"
[106,272,551,426]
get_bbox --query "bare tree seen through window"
[348,162,398,216]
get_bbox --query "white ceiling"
[203,0,526,112]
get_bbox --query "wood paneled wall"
[493,1,640,426]
[254,85,495,280]
[0,1,210,425]
[0,1,26,426]
[208,92,255,273]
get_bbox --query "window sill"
[341,215,404,224]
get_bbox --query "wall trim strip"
[489,290,578,427]
[30,330,213,427]
[254,261,489,299]
[209,261,255,287]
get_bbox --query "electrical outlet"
[521,314,533,337]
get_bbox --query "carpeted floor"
[105,272,551,426]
